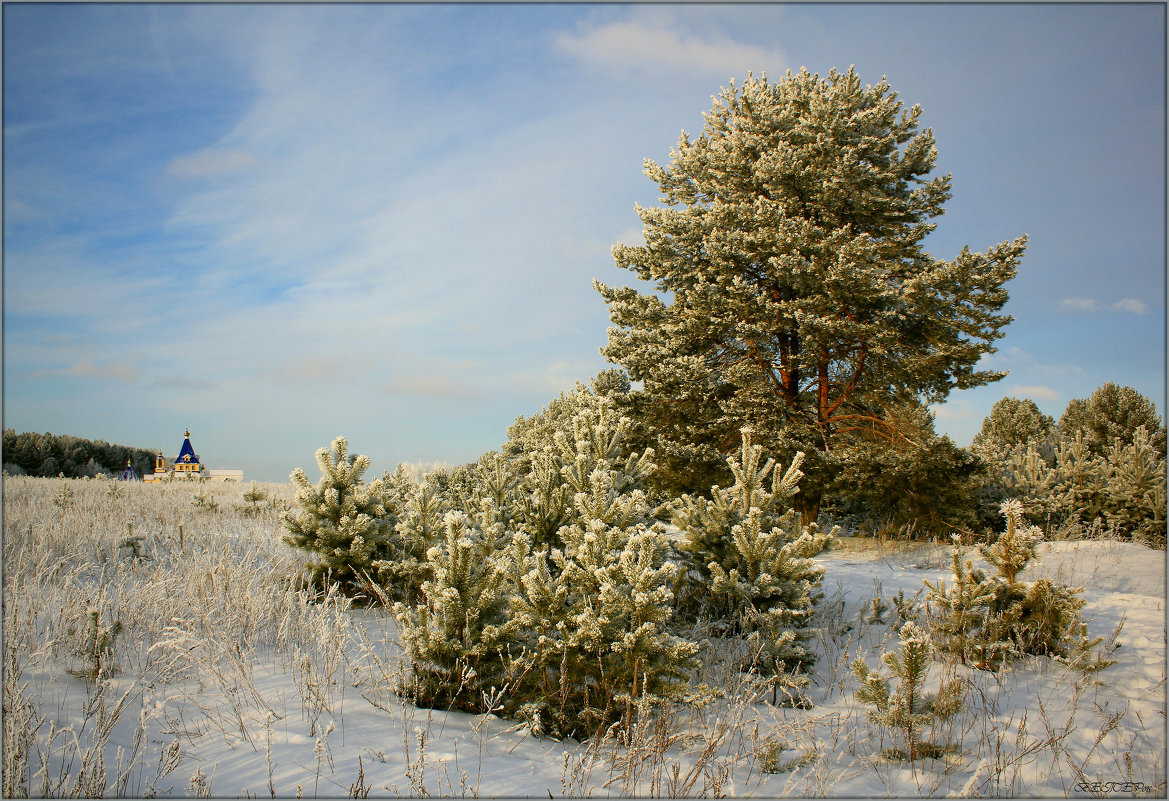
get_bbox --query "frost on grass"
[3,473,1165,798]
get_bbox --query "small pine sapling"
[512,450,571,550]
[501,405,694,738]
[983,500,1094,662]
[374,479,445,605]
[979,499,1041,583]
[282,437,391,592]
[711,506,830,702]
[852,621,964,761]
[924,542,996,667]
[118,521,146,561]
[553,520,699,735]
[890,588,925,626]
[68,608,123,682]
[673,428,806,604]
[504,534,575,729]
[672,428,835,698]
[1102,426,1166,545]
[865,596,890,625]
[393,511,514,712]
[241,484,269,516]
[928,499,1097,669]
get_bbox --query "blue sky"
[4,3,1165,482]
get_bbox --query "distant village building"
[144,428,243,482]
[120,460,141,481]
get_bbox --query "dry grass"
[3,475,1164,797]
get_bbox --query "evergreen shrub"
[925,500,1098,670]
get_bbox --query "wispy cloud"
[382,374,480,399]
[978,346,1083,377]
[1111,298,1150,314]
[1003,384,1061,402]
[557,21,783,75]
[168,149,256,179]
[930,398,977,422]
[1058,297,1150,314]
[30,359,141,383]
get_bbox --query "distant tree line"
[2,430,156,479]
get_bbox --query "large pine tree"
[596,68,1027,514]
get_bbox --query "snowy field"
[3,475,1165,798]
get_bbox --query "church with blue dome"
[145,428,243,482]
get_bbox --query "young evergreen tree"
[673,427,804,612]
[557,521,699,733]
[501,404,696,737]
[923,544,996,667]
[595,68,1027,514]
[1101,426,1166,545]
[282,437,391,591]
[392,511,514,711]
[927,500,1097,669]
[852,621,964,761]
[373,476,447,604]
[1059,383,1166,457]
[512,450,572,550]
[715,505,833,701]
[1049,431,1107,526]
[672,428,834,699]
[971,397,1056,455]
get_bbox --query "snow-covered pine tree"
[553,519,698,735]
[979,500,1077,665]
[596,68,1027,516]
[1059,382,1167,458]
[672,427,807,619]
[979,499,1041,584]
[718,505,833,702]
[1102,426,1166,545]
[282,437,391,591]
[500,403,696,737]
[512,450,572,550]
[1002,441,1060,525]
[504,534,575,732]
[1049,431,1106,527]
[971,397,1056,455]
[555,402,656,510]
[928,499,1096,669]
[923,543,996,667]
[672,428,834,698]
[373,477,447,605]
[392,510,514,711]
[852,621,964,761]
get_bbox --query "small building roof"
[176,428,200,465]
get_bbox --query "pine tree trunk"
[796,492,821,525]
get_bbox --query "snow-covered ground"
[3,476,1165,797]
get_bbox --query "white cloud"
[1058,297,1150,314]
[614,226,646,248]
[1003,384,1061,402]
[30,359,141,383]
[1058,297,1099,312]
[168,149,256,179]
[929,398,976,422]
[382,374,479,399]
[557,21,783,76]
[1111,297,1149,314]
